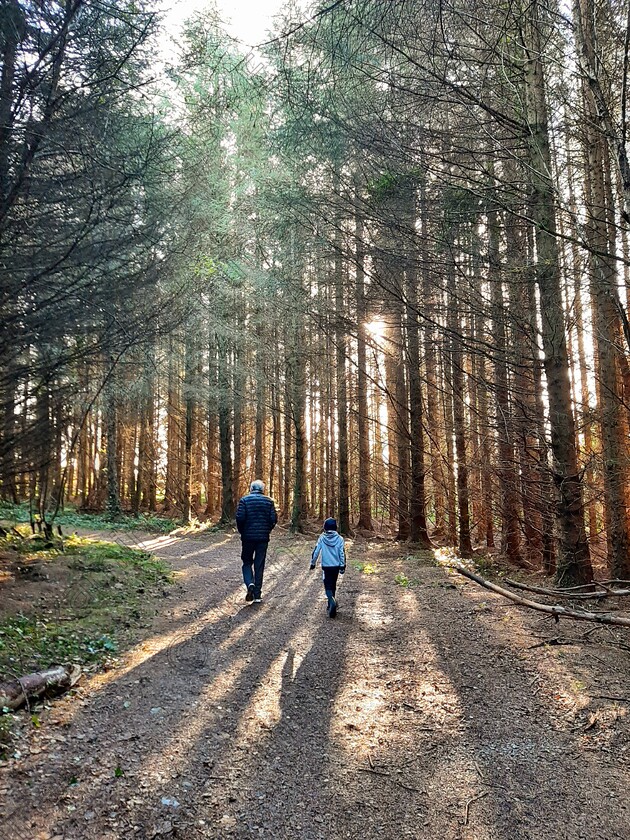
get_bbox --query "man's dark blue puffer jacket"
[236,489,278,542]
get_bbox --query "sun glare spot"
[365,319,386,339]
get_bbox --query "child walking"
[310,518,346,618]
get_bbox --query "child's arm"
[310,537,322,570]
[339,539,346,573]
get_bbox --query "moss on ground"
[0,533,172,683]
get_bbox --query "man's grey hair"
[250,479,265,492]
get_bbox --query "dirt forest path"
[3,530,630,840]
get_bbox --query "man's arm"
[235,497,247,533]
[269,499,278,530]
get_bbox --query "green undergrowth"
[352,560,378,574]
[395,572,418,588]
[0,501,181,534]
[0,533,173,685]
[471,553,500,576]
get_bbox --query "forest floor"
[2,528,630,840]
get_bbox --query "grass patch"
[394,572,411,588]
[352,560,378,574]
[0,534,172,682]
[0,501,180,534]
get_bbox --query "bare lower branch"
[454,566,630,628]
[503,578,630,599]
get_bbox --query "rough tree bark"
[523,0,592,585]
[217,333,234,523]
[355,192,373,531]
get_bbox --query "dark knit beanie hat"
[324,517,338,532]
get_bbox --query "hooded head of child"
[323,517,338,532]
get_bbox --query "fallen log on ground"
[503,578,630,599]
[454,566,630,628]
[0,665,81,711]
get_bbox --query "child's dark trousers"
[322,566,340,596]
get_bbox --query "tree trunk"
[163,335,180,514]
[104,372,122,519]
[488,201,521,563]
[205,333,218,516]
[0,359,18,502]
[217,333,234,523]
[442,343,458,547]
[447,251,472,558]
[582,93,630,577]
[289,325,307,532]
[355,196,373,531]
[406,181,429,546]
[182,330,195,524]
[524,1,592,584]
[335,222,351,536]
[255,341,265,481]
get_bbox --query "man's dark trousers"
[241,540,269,598]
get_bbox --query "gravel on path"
[2,530,630,840]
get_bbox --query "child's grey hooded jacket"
[311,531,346,569]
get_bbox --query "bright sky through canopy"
[164,0,289,48]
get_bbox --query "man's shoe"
[246,583,255,602]
[253,597,263,604]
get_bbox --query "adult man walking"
[236,479,278,604]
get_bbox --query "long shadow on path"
[1,532,356,840]
[329,560,630,840]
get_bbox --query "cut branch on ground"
[0,665,81,712]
